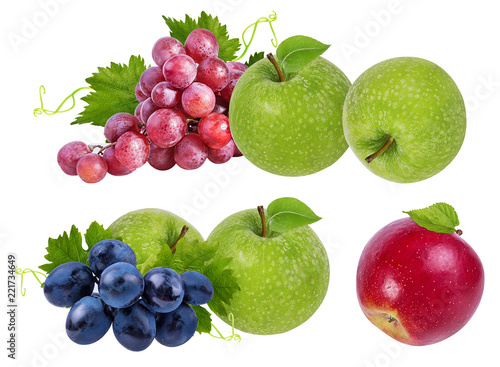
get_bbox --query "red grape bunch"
[57,28,246,183]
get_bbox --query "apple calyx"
[257,205,268,237]
[365,135,395,163]
[266,53,285,82]
[170,225,189,253]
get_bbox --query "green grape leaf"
[169,239,218,274]
[84,221,113,249]
[403,202,460,234]
[276,35,330,73]
[39,225,87,273]
[163,11,241,62]
[267,197,322,233]
[245,51,265,67]
[191,305,212,334]
[204,257,240,318]
[72,55,147,126]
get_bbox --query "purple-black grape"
[66,296,113,345]
[155,303,197,347]
[142,267,184,313]
[98,262,144,308]
[88,239,136,277]
[181,271,214,305]
[43,262,94,307]
[113,302,156,351]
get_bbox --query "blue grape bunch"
[43,239,214,351]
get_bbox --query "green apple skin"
[207,209,330,335]
[109,208,203,272]
[343,57,466,183]
[229,56,351,176]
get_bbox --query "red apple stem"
[266,53,285,82]
[257,206,267,238]
[171,225,189,254]
[365,135,395,163]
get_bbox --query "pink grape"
[139,67,165,97]
[181,82,216,118]
[152,36,186,68]
[135,83,148,102]
[198,113,231,149]
[220,71,243,103]
[115,131,150,170]
[212,95,229,115]
[162,54,197,89]
[226,61,248,73]
[146,108,187,148]
[57,141,91,176]
[140,97,160,124]
[134,101,144,123]
[185,29,219,63]
[103,146,134,176]
[104,112,140,143]
[148,143,175,171]
[208,139,235,164]
[151,82,181,108]
[76,153,108,183]
[233,141,243,157]
[174,133,208,170]
[196,58,230,92]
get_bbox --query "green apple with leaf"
[343,57,466,183]
[108,208,204,274]
[207,197,329,335]
[229,36,351,176]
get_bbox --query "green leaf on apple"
[169,238,218,274]
[163,11,241,62]
[267,197,322,233]
[403,202,460,234]
[276,35,330,74]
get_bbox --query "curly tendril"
[209,313,241,342]
[33,85,93,117]
[14,268,47,296]
[232,11,278,62]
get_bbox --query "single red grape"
[139,67,165,97]
[181,82,216,118]
[185,29,219,63]
[76,153,108,183]
[198,113,231,149]
[146,108,187,148]
[115,131,150,170]
[174,133,208,170]
[140,97,160,124]
[196,58,230,92]
[57,141,91,176]
[103,146,135,176]
[104,112,140,143]
[162,54,197,90]
[152,36,186,68]
[151,82,181,108]
[148,143,176,171]
[208,139,235,164]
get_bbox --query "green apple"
[343,57,466,183]
[207,206,329,335]
[108,208,203,273]
[229,55,351,176]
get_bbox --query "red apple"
[356,217,484,346]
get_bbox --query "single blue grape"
[66,296,113,344]
[88,239,136,277]
[155,303,197,347]
[44,262,95,307]
[142,267,184,313]
[99,262,144,308]
[113,302,156,351]
[181,270,214,305]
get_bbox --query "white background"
[1,0,499,366]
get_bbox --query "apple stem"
[387,315,397,323]
[365,135,395,163]
[171,225,189,254]
[257,206,267,238]
[266,53,285,82]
